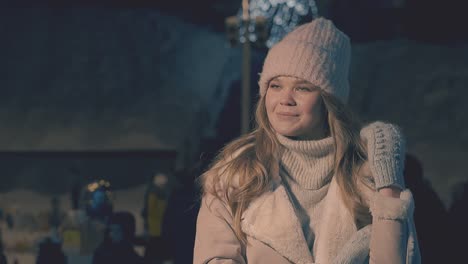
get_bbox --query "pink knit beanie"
[258,18,351,104]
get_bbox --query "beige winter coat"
[194,161,420,264]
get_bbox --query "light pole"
[241,0,251,135]
[226,4,268,135]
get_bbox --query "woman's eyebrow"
[294,80,313,85]
[270,77,281,82]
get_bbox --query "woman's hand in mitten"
[360,121,406,191]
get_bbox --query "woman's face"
[265,76,327,140]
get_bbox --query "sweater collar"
[276,133,335,190]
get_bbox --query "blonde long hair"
[200,90,370,244]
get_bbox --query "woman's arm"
[194,194,246,264]
[361,122,419,263]
[369,187,408,264]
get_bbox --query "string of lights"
[236,0,319,47]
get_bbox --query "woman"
[194,18,420,264]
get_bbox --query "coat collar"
[241,177,360,264]
[241,183,314,264]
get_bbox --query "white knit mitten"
[360,122,406,190]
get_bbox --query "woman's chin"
[275,129,300,138]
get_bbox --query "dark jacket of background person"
[161,155,211,264]
[93,239,143,264]
[404,154,449,264]
[448,180,468,261]
[36,237,67,264]
[0,240,7,264]
[92,211,143,264]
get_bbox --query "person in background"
[80,180,113,255]
[162,151,215,264]
[194,17,420,263]
[141,172,170,264]
[403,153,448,263]
[49,196,65,231]
[92,211,143,264]
[448,180,468,261]
[36,237,67,264]
[85,185,113,223]
[0,237,7,264]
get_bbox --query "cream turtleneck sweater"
[277,133,336,251]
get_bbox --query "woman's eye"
[296,86,311,92]
[269,84,280,89]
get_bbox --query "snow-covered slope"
[0,8,230,152]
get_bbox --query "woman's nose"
[279,89,296,106]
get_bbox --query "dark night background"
[0,0,467,263]
[1,0,467,203]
